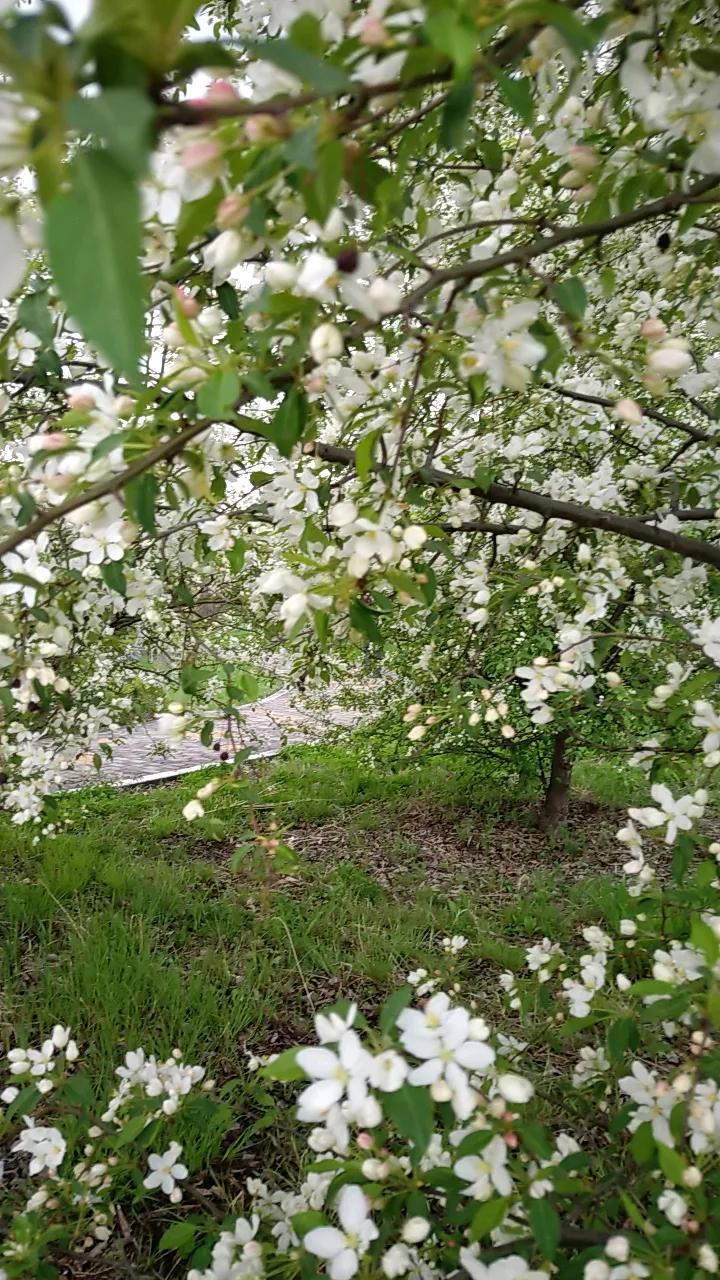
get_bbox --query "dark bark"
[540,730,573,830]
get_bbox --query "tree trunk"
[540,730,573,830]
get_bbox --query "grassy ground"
[1,747,640,1119]
[2,742,680,1274]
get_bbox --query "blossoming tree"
[0,0,718,825]
[2,1,720,1272]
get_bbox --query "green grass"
[0,745,639,1178]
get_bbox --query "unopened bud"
[640,316,667,341]
[217,193,250,230]
[174,286,200,318]
[245,114,289,144]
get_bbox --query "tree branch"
[544,382,712,444]
[0,416,213,559]
[397,177,720,312]
[311,441,720,569]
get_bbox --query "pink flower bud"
[174,286,200,318]
[27,431,70,454]
[216,193,249,230]
[568,144,600,172]
[113,395,135,418]
[356,1132,374,1149]
[67,390,96,412]
[503,1131,519,1148]
[615,398,643,424]
[181,138,222,174]
[640,317,667,341]
[572,182,596,203]
[244,114,288,144]
[359,13,389,45]
[205,79,239,103]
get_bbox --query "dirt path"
[59,689,358,788]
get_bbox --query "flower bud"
[265,260,298,291]
[310,322,344,364]
[584,1263,610,1280]
[683,1165,703,1187]
[67,390,96,412]
[430,1078,452,1102]
[559,170,585,189]
[27,431,70,454]
[569,144,600,172]
[113,394,135,418]
[497,1073,534,1104]
[648,342,692,377]
[182,137,222,174]
[244,114,289,144]
[615,398,643,424]
[605,1236,629,1262]
[402,1218,431,1244]
[640,317,667,341]
[217,193,250,230]
[206,79,239,102]
[359,13,390,44]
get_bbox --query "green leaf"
[45,150,144,378]
[617,173,648,215]
[59,1070,96,1111]
[113,1111,151,1147]
[303,139,344,223]
[247,38,350,92]
[657,1142,685,1185]
[382,1084,433,1164]
[197,369,241,417]
[690,46,720,73]
[263,1047,305,1082]
[17,490,37,525]
[629,1121,654,1164]
[101,560,127,594]
[424,9,477,76]
[269,387,307,458]
[553,276,587,320]
[379,985,413,1034]
[348,599,383,646]
[65,89,154,176]
[158,1221,197,1254]
[125,472,158,534]
[440,77,475,150]
[607,1016,638,1061]
[672,832,695,884]
[527,1197,560,1259]
[453,1128,494,1159]
[293,1210,326,1237]
[690,917,719,966]
[17,290,55,344]
[217,282,240,319]
[355,428,381,481]
[491,68,534,124]
[518,1121,553,1160]
[470,1196,509,1241]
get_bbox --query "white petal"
[455,1042,495,1071]
[297,1078,344,1120]
[304,1227,346,1259]
[297,1046,339,1079]
[337,1184,369,1233]
[408,1059,442,1086]
[330,1249,360,1280]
